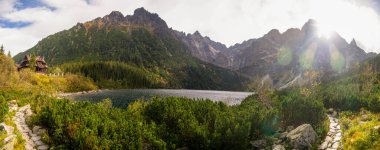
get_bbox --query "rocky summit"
[206,19,373,88]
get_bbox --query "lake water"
[63,89,254,108]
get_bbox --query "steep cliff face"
[174,30,227,65]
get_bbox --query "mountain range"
[177,19,376,88]
[14,7,377,90]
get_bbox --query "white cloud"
[0,0,380,56]
[0,0,16,14]
[142,0,380,52]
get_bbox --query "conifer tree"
[29,53,37,70]
[0,45,4,55]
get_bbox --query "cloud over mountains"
[1,0,380,55]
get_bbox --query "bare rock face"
[200,19,373,89]
[104,11,125,24]
[273,144,286,150]
[286,124,317,149]
[175,31,227,65]
[126,7,169,30]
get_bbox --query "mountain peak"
[127,7,168,29]
[267,29,280,35]
[133,7,151,16]
[301,19,318,35]
[350,38,357,47]
[302,19,317,28]
[109,11,124,18]
[103,11,125,22]
[301,19,318,31]
[264,29,281,39]
[193,30,202,36]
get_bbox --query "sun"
[305,0,380,51]
[316,22,333,39]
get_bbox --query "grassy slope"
[340,110,380,150]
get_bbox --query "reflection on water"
[64,89,254,108]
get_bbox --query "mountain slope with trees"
[14,8,246,90]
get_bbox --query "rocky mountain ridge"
[187,19,376,88]
[14,8,377,89]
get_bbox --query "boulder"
[32,126,47,136]
[273,144,285,150]
[250,139,267,148]
[286,124,317,149]
[286,126,294,132]
[279,132,288,140]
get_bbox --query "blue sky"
[14,0,54,10]
[374,0,380,9]
[1,0,380,55]
[0,0,54,28]
[0,19,31,28]
[2,0,379,29]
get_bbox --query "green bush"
[319,77,365,111]
[63,74,98,92]
[31,95,276,150]
[367,94,380,112]
[277,89,326,128]
[0,96,8,122]
[32,97,166,149]
[143,95,277,150]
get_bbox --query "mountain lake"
[62,89,254,108]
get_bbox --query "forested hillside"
[14,8,246,90]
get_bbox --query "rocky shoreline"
[57,89,103,98]
[58,89,106,98]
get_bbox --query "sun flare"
[316,23,333,39]
[306,0,380,50]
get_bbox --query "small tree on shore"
[0,45,4,55]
